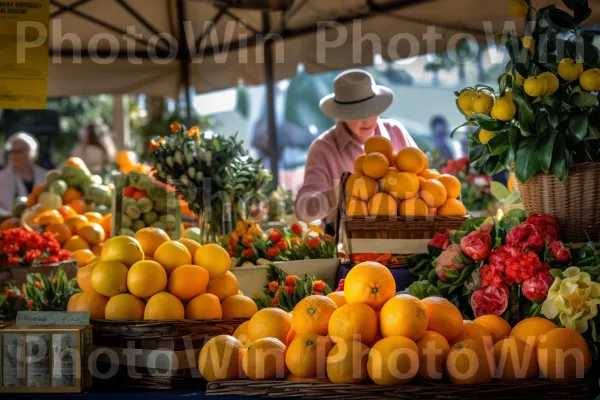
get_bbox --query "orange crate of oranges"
[339,137,468,256]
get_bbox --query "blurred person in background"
[0,132,47,211]
[71,122,116,173]
[430,115,458,160]
[295,69,418,232]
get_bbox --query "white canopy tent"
[47,0,600,181]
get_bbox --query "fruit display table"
[12,387,256,400]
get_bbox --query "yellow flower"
[542,267,600,333]
[308,224,324,235]
[148,137,165,152]
[187,126,201,138]
[170,122,182,133]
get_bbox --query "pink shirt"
[295,119,418,223]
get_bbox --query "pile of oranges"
[198,261,591,385]
[346,137,467,218]
[66,227,258,322]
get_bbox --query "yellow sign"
[0,0,49,109]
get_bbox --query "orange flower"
[268,281,278,293]
[170,122,182,133]
[148,137,165,152]
[187,126,201,138]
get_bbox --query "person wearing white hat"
[295,69,418,226]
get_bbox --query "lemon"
[539,72,559,96]
[472,92,494,115]
[105,294,145,321]
[558,58,583,81]
[154,240,191,275]
[457,90,477,117]
[479,130,497,145]
[521,36,535,55]
[134,227,170,257]
[508,71,525,86]
[579,68,600,92]
[127,260,168,298]
[101,236,144,267]
[509,0,528,18]
[491,97,516,121]
[194,243,232,278]
[524,76,547,97]
[90,260,128,297]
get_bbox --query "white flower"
[541,267,600,333]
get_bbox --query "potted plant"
[453,0,600,242]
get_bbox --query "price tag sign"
[0,0,50,109]
[15,312,90,326]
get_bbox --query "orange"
[437,174,461,199]
[186,293,223,320]
[364,136,394,164]
[421,297,463,341]
[135,227,170,257]
[193,243,231,278]
[144,292,185,320]
[380,294,428,340]
[199,335,243,382]
[346,198,369,217]
[379,168,397,187]
[242,338,287,380]
[326,340,369,384]
[285,334,333,378]
[385,172,419,200]
[222,294,258,319]
[420,179,448,208]
[63,157,88,169]
[416,331,450,380]
[26,194,37,208]
[493,337,538,380]
[105,294,145,321]
[74,290,109,319]
[116,150,138,167]
[446,339,494,384]
[367,193,397,217]
[56,205,77,219]
[206,271,239,301]
[474,314,511,344]
[345,172,364,196]
[248,308,292,343]
[510,317,557,348]
[64,235,90,252]
[326,292,347,308]
[537,328,591,383]
[437,199,467,216]
[453,320,494,348]
[395,148,428,174]
[418,175,427,190]
[67,199,87,215]
[127,260,167,298]
[91,260,128,297]
[353,154,366,173]
[0,217,20,230]
[102,236,144,267]
[101,214,112,236]
[419,169,441,180]
[349,176,378,201]
[83,212,103,224]
[286,328,297,348]
[66,215,88,234]
[71,249,95,267]
[168,264,209,301]
[76,261,98,292]
[66,293,82,312]
[46,223,72,245]
[362,152,389,179]
[292,295,337,336]
[398,198,429,217]
[77,223,106,245]
[35,210,64,226]
[178,237,201,256]
[367,336,419,385]
[62,188,83,203]
[91,243,104,256]
[328,302,378,346]
[344,261,395,311]
[32,184,47,197]
[233,321,251,345]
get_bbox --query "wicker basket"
[515,162,600,243]
[91,318,246,390]
[206,379,592,399]
[336,172,468,259]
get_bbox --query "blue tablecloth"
[336,263,416,291]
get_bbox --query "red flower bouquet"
[0,229,71,266]
[521,271,554,302]
[471,284,509,317]
[460,231,492,261]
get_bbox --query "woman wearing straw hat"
[295,69,418,228]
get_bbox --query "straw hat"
[320,69,394,121]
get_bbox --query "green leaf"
[498,73,512,93]
[504,191,522,205]
[552,134,569,182]
[408,281,428,299]
[536,113,551,135]
[451,120,472,138]
[472,113,505,131]
[574,6,592,25]
[461,217,487,232]
[515,137,540,182]
[569,114,589,141]
[450,230,468,244]
[570,91,599,108]
[549,268,564,279]
[519,106,535,137]
[487,132,511,156]
[426,285,441,297]
[491,181,510,202]
[547,8,576,29]
[508,125,519,154]
[484,155,504,176]
[469,145,486,164]
[539,130,558,173]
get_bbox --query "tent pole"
[263,11,279,187]
[176,0,193,126]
